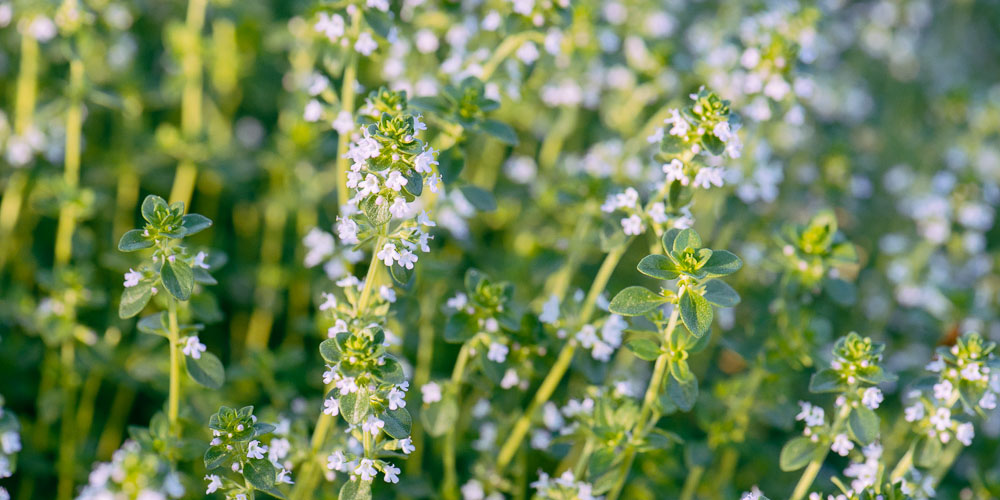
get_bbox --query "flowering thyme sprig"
[117,194,225,437]
[0,395,21,495]
[203,406,288,499]
[783,333,896,500]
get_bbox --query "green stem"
[790,404,851,500]
[679,465,704,500]
[888,443,915,483]
[442,343,472,499]
[169,0,207,206]
[334,9,362,209]
[479,31,545,82]
[167,298,182,436]
[56,340,77,500]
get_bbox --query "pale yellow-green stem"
[442,343,473,499]
[167,298,182,436]
[679,465,705,500]
[0,34,39,273]
[790,403,852,500]
[479,31,545,82]
[169,0,208,206]
[56,333,78,500]
[406,282,446,478]
[244,201,288,351]
[333,9,363,209]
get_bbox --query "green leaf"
[444,312,476,343]
[666,368,698,412]
[848,406,879,445]
[409,96,449,114]
[702,133,725,155]
[119,282,152,319]
[141,195,167,222]
[389,263,414,287]
[136,312,168,337]
[161,259,194,301]
[340,388,371,425]
[360,196,392,226]
[381,408,412,439]
[339,479,372,500]
[701,250,742,276]
[253,422,276,438]
[459,185,497,212]
[779,436,825,471]
[608,286,667,316]
[375,357,405,385]
[362,9,391,38]
[672,228,702,253]
[204,445,228,470]
[180,213,212,236]
[625,338,661,361]
[679,289,713,337]
[808,369,846,393]
[661,228,681,254]
[319,339,341,364]
[185,352,225,389]
[637,254,679,280]
[244,457,276,491]
[438,147,464,185]
[702,280,740,307]
[660,134,685,155]
[118,229,152,251]
[479,119,518,145]
[421,393,458,437]
[915,436,942,468]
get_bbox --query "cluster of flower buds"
[902,333,998,451]
[202,406,290,499]
[117,195,215,315]
[783,333,893,471]
[778,210,859,301]
[312,3,391,58]
[319,325,412,493]
[77,440,185,500]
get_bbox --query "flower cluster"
[530,470,602,500]
[0,395,20,496]
[312,3,390,58]
[778,210,859,299]
[202,406,290,499]
[76,440,185,500]
[319,325,413,491]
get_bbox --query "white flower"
[0,432,19,455]
[387,387,406,410]
[383,463,400,483]
[693,167,725,189]
[333,111,354,135]
[304,99,323,122]
[956,422,974,446]
[461,479,485,500]
[904,403,925,422]
[417,211,436,227]
[929,407,951,431]
[500,368,520,389]
[354,32,378,56]
[539,294,560,324]
[314,13,345,42]
[181,336,207,359]
[337,376,359,395]
[925,358,945,372]
[397,249,418,269]
[663,159,688,185]
[961,363,984,382]
[357,174,380,198]
[741,486,765,500]
[712,121,732,142]
[192,251,211,269]
[665,109,690,137]
[328,319,348,338]
[123,268,141,288]
[933,380,954,401]
[389,198,409,218]
[323,397,340,416]
[831,433,854,456]
[427,174,442,193]
[385,171,408,191]
[621,214,644,235]
[647,202,668,224]
[277,468,294,484]
[862,387,883,410]
[319,292,338,311]
[336,216,360,244]
[487,342,509,363]
[414,148,438,173]
[247,440,268,460]
[304,229,335,268]
[377,243,400,266]
[327,450,348,471]
[380,285,397,303]
[795,401,826,427]
[979,392,997,410]
[205,474,222,494]
[399,437,415,454]
[422,382,442,404]
[447,293,468,310]
[354,458,377,481]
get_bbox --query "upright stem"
[56,339,77,500]
[333,9,362,209]
[679,465,704,500]
[167,298,182,436]
[442,344,472,499]
[169,0,208,206]
[496,244,627,471]
[790,404,851,500]
[606,307,680,500]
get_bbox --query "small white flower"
[712,121,732,142]
[399,437,415,454]
[314,12,345,42]
[0,433,20,455]
[192,251,211,269]
[665,109,689,137]
[397,249,418,269]
[961,363,984,382]
[693,167,725,189]
[123,268,142,288]
[862,387,883,410]
[389,198,409,218]
[929,407,951,431]
[337,216,360,244]
[461,479,485,500]
[337,376,359,395]
[354,32,378,56]
[979,392,997,410]
[500,368,520,389]
[417,211,436,227]
[422,382,442,404]
[327,450,348,471]
[414,148,438,174]
[933,380,954,401]
[181,336,207,360]
[925,358,945,372]
[956,422,974,446]
[247,440,268,460]
[323,397,340,416]
[380,285,397,303]
[387,387,406,410]
[304,99,323,122]
[621,214,644,236]
[904,403,925,422]
[354,458,377,481]
[539,294,560,324]
[382,463,400,483]
[385,171,408,191]
[446,293,468,310]
[319,292,338,311]
[663,159,689,185]
[333,111,354,135]
[377,243,401,266]
[205,474,222,494]
[831,433,854,456]
[487,342,509,363]
[328,319,348,338]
